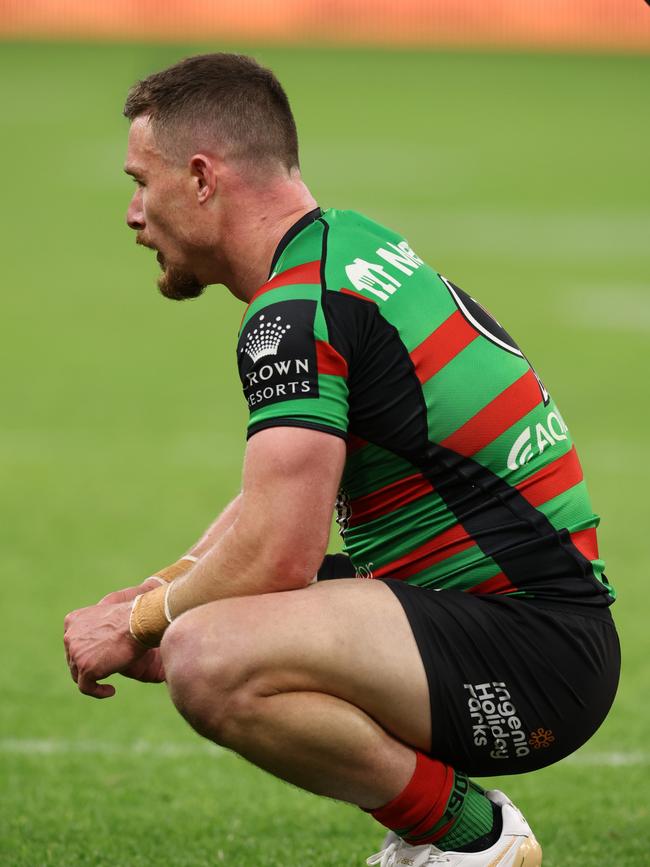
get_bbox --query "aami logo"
[507,409,569,471]
[241,314,291,363]
[238,300,319,412]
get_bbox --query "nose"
[126,187,145,231]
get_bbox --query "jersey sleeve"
[237,290,349,440]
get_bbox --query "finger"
[97,590,124,605]
[69,662,79,683]
[64,607,82,627]
[77,671,116,699]
[98,579,162,606]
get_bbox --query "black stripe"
[268,207,322,277]
[247,418,347,441]
[416,442,610,603]
[324,298,609,603]
[318,216,329,306]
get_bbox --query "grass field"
[1,41,649,866]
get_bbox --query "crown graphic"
[241,314,291,363]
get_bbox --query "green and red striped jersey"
[236,207,615,605]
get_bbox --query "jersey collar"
[268,206,322,278]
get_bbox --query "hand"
[97,577,164,606]
[64,601,147,699]
[120,647,166,683]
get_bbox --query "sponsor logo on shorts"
[528,727,555,749]
[463,681,531,760]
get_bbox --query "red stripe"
[346,433,368,454]
[515,446,583,507]
[370,753,453,841]
[339,286,377,303]
[374,523,473,581]
[410,310,478,384]
[467,571,517,595]
[429,816,458,844]
[248,260,321,306]
[315,340,348,377]
[571,527,599,561]
[441,369,542,457]
[348,473,432,526]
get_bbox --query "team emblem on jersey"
[238,300,319,411]
[440,275,550,405]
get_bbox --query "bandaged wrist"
[147,554,197,585]
[129,583,172,647]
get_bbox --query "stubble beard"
[157,262,206,301]
[136,236,206,301]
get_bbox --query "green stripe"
[343,493,450,566]
[536,482,598,536]
[422,341,530,443]
[247,373,349,434]
[406,549,502,590]
[341,444,416,499]
[273,219,323,275]
[377,269,457,351]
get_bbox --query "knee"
[160,608,260,745]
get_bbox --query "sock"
[367,753,500,852]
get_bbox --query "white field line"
[562,286,650,333]
[0,738,223,758]
[0,739,645,767]
[565,751,649,767]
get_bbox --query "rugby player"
[64,53,620,866]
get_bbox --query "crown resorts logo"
[241,314,291,364]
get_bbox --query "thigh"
[384,581,621,776]
[179,578,432,751]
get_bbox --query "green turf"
[1,41,649,865]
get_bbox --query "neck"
[212,169,318,302]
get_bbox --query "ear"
[188,154,218,203]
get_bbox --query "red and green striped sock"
[368,752,499,852]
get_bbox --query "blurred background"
[1,2,649,865]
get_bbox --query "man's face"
[124,116,206,300]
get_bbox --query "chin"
[157,264,206,301]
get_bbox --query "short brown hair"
[124,53,299,170]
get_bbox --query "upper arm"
[238,426,346,587]
[235,282,352,587]
[237,291,350,441]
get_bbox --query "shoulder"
[319,208,428,305]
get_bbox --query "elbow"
[262,549,322,592]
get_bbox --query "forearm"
[130,428,345,647]
[140,495,242,586]
[170,506,320,616]
[131,498,327,645]
[184,494,242,558]
[101,496,242,609]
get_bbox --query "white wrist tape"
[163,582,174,624]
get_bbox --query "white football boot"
[366,790,542,866]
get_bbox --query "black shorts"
[383,580,620,777]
